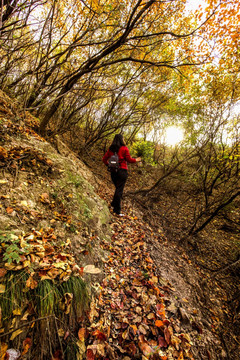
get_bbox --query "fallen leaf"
[122,329,129,339]
[155,320,164,328]
[130,325,138,335]
[51,350,63,360]
[59,293,73,314]
[6,207,14,214]
[96,344,105,357]
[21,311,30,321]
[20,200,28,207]
[138,324,147,335]
[26,276,38,289]
[0,285,5,294]
[83,265,101,274]
[92,329,107,341]
[22,337,32,356]
[58,328,65,337]
[138,335,152,357]
[4,263,16,270]
[86,349,95,360]
[10,329,23,340]
[12,309,21,316]
[178,351,184,360]
[0,342,7,360]
[164,326,172,345]
[158,336,168,348]
[147,312,155,320]
[78,328,86,342]
[171,335,181,350]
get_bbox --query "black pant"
[111,169,128,214]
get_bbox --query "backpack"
[108,152,119,172]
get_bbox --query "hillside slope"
[0,90,110,359]
[0,90,234,359]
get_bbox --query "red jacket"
[102,146,136,170]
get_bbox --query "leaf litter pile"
[84,211,194,360]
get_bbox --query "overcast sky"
[186,0,202,12]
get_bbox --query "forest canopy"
[0,0,239,143]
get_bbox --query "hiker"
[102,134,141,216]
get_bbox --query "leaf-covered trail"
[85,190,194,360]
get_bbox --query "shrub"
[131,140,155,165]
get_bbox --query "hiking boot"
[116,213,125,217]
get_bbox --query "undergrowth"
[0,272,89,358]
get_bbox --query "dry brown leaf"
[0,268,7,278]
[59,293,73,314]
[78,328,86,342]
[22,337,32,356]
[138,335,152,357]
[147,312,155,320]
[83,265,101,274]
[26,276,38,289]
[96,344,105,357]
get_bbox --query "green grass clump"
[0,273,89,323]
[0,270,29,320]
[34,279,61,317]
[59,276,89,317]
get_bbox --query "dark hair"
[109,134,125,153]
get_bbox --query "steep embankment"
[0,90,228,359]
[0,90,110,359]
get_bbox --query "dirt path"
[85,187,226,360]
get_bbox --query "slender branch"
[0,315,55,338]
[191,190,240,235]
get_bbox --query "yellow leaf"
[53,262,67,269]
[23,260,31,268]
[10,328,23,340]
[5,263,16,270]
[13,309,21,316]
[40,275,52,281]
[66,238,71,246]
[20,200,28,207]
[35,252,45,258]
[151,276,158,284]
[0,342,8,360]
[58,328,65,337]
[0,285,5,294]
[21,311,30,321]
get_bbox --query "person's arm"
[124,147,141,163]
[102,150,111,165]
